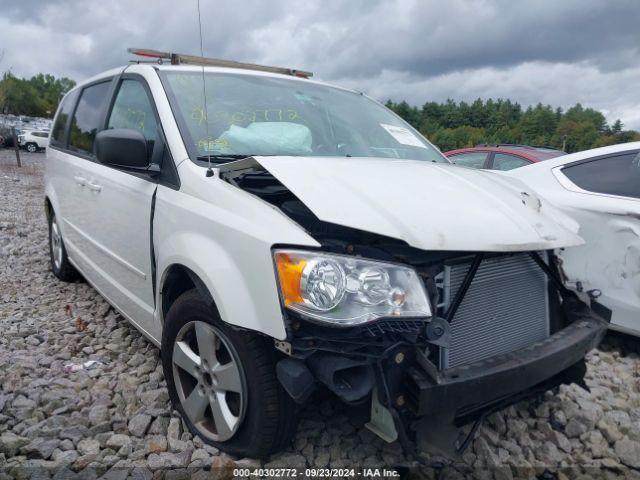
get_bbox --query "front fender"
[154,166,319,340]
[156,231,288,338]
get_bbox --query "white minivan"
[45,50,607,458]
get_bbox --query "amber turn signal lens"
[274,252,307,305]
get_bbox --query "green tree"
[386,97,638,153]
[610,119,623,134]
[0,72,75,117]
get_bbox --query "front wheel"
[162,289,297,458]
[26,143,38,153]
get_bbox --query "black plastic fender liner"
[276,357,316,404]
[306,352,375,403]
[185,269,215,307]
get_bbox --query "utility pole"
[12,127,21,167]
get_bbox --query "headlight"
[274,250,432,326]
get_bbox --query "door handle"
[73,175,87,186]
[87,181,102,193]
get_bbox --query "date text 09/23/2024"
[232,468,401,477]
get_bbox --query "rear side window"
[50,91,77,147]
[562,151,640,199]
[69,81,111,156]
[450,152,487,169]
[492,153,530,171]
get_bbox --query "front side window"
[160,71,447,163]
[108,80,158,143]
[69,81,111,155]
[562,151,640,199]
[50,91,77,147]
[449,152,487,169]
[107,79,158,161]
[492,153,530,171]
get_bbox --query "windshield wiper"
[196,154,253,164]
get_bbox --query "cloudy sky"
[2,0,640,128]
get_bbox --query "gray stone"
[598,419,623,443]
[614,437,640,468]
[549,430,572,453]
[536,441,564,465]
[167,417,182,440]
[60,425,90,444]
[265,452,307,468]
[147,416,170,435]
[88,405,110,426]
[52,449,79,464]
[77,438,101,456]
[0,432,29,456]
[21,438,59,459]
[105,434,131,449]
[144,435,168,454]
[11,396,36,410]
[168,436,190,453]
[127,414,151,437]
[146,451,190,470]
[140,389,169,406]
[59,439,75,451]
[189,449,209,463]
[565,417,589,438]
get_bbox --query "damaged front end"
[219,158,608,457]
[274,250,607,457]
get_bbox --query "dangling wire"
[196,0,213,177]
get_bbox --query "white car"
[508,142,640,337]
[44,49,607,458]
[18,129,50,152]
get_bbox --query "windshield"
[160,70,448,163]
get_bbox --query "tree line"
[0,72,76,118]
[386,98,640,153]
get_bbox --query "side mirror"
[96,129,149,170]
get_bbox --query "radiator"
[438,253,550,369]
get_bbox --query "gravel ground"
[1,149,640,479]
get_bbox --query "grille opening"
[435,253,550,369]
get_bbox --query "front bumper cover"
[405,299,607,419]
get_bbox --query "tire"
[162,289,297,458]
[26,143,38,153]
[48,212,79,282]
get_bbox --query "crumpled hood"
[253,156,584,252]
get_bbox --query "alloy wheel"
[171,321,247,442]
[51,217,63,270]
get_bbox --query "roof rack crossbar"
[127,48,313,78]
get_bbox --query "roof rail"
[475,143,563,151]
[475,143,534,149]
[127,48,313,78]
[530,144,565,152]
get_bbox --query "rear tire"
[162,289,298,458]
[49,212,79,282]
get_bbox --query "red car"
[444,144,565,170]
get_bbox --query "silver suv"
[44,50,607,458]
